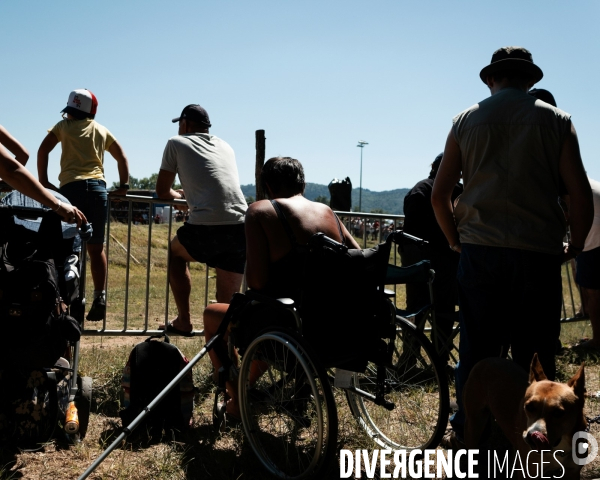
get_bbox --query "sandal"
[159,321,194,337]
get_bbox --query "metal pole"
[144,210,153,330]
[356,141,368,212]
[359,147,363,212]
[255,130,266,201]
[77,335,220,480]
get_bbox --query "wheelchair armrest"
[396,303,432,321]
[245,290,296,309]
[385,261,433,285]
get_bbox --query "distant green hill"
[240,183,409,215]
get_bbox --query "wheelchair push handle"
[311,230,428,251]
[0,204,52,218]
[0,204,93,241]
[309,232,349,253]
[387,229,429,248]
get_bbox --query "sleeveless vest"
[452,87,571,254]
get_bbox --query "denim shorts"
[576,246,600,289]
[177,222,246,274]
[59,179,107,245]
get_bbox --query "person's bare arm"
[337,214,360,248]
[107,141,130,196]
[431,129,463,251]
[0,125,29,165]
[559,122,593,259]
[1,145,86,225]
[245,201,272,291]
[155,169,182,200]
[37,132,60,191]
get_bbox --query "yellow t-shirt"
[50,119,116,187]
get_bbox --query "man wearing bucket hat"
[156,104,247,336]
[431,47,593,446]
[38,89,130,321]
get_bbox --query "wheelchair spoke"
[345,317,449,451]
[239,330,337,480]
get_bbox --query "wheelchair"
[211,230,450,479]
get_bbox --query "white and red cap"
[61,89,98,118]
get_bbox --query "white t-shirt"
[584,178,600,252]
[160,133,247,225]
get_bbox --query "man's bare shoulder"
[247,199,275,218]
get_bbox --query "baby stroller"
[0,190,93,450]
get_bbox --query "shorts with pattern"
[177,222,246,274]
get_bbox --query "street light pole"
[357,140,368,212]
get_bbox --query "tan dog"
[464,354,586,479]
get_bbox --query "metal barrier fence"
[82,194,199,336]
[82,196,586,336]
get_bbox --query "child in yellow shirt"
[38,89,130,321]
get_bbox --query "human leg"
[579,287,600,347]
[60,180,109,321]
[87,243,107,292]
[215,268,243,303]
[203,303,240,416]
[450,245,507,437]
[508,249,562,380]
[571,259,587,317]
[85,242,108,320]
[431,252,460,363]
[576,247,600,347]
[167,235,196,332]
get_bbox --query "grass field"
[2,222,600,479]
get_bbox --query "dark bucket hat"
[479,46,543,85]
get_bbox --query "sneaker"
[86,295,106,321]
[441,429,466,450]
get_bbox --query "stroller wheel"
[75,376,92,439]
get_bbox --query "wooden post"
[255,129,266,200]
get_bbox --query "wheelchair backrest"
[298,233,391,369]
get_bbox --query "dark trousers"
[450,244,562,435]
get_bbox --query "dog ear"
[529,353,547,383]
[567,363,585,398]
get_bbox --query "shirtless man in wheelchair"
[203,156,360,420]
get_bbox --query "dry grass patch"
[3,226,600,479]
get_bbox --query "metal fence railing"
[81,198,587,337]
[82,194,209,336]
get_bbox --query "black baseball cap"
[172,104,212,127]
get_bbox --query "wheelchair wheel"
[238,329,337,480]
[75,376,92,439]
[345,316,449,451]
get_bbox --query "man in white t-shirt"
[156,104,248,336]
[576,178,600,347]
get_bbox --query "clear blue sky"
[2,1,599,192]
